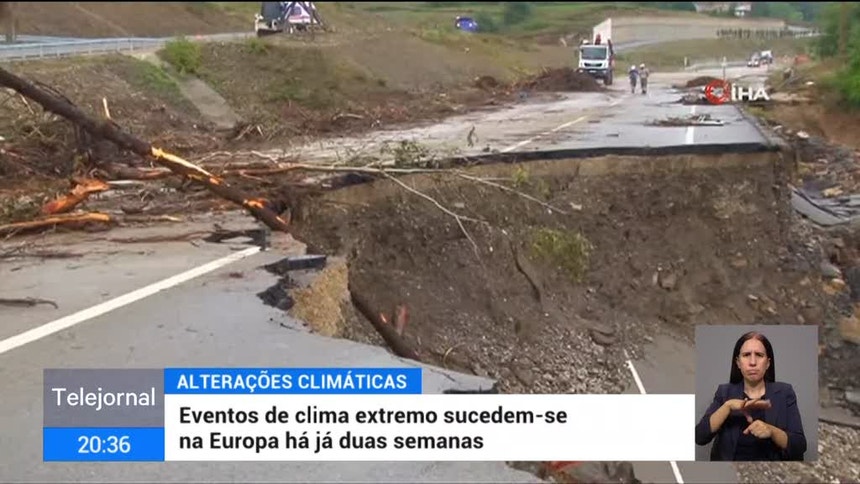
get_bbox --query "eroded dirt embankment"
[284,151,826,395]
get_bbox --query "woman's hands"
[707,397,772,435]
[723,399,747,411]
[743,419,774,439]
[724,398,771,413]
[724,398,777,440]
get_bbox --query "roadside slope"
[11,2,248,38]
[188,31,573,140]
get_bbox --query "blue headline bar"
[43,427,164,462]
[163,368,422,394]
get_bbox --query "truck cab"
[577,40,614,85]
[255,1,285,36]
[747,50,774,67]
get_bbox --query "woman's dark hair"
[729,331,775,384]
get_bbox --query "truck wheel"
[604,73,613,86]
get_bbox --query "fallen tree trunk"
[41,177,111,215]
[98,163,175,181]
[349,284,422,363]
[0,212,186,237]
[0,212,113,236]
[0,67,290,232]
[97,161,443,179]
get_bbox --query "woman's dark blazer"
[695,381,807,461]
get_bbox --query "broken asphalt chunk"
[203,228,269,248]
[791,189,850,227]
[649,114,723,127]
[263,255,328,275]
[443,383,500,394]
[257,283,295,312]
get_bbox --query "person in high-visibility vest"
[628,65,639,94]
[639,63,650,94]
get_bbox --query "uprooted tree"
[0,65,291,233]
[0,62,575,242]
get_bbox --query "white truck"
[747,50,774,67]
[576,39,615,85]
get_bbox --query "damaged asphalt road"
[0,66,790,483]
[0,211,533,483]
[265,67,773,168]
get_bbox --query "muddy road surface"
[0,64,850,484]
[272,65,775,167]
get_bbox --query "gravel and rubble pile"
[515,67,604,92]
[790,133,860,195]
[735,422,860,484]
[741,96,860,484]
[777,128,860,403]
[468,311,650,395]
[685,75,720,88]
[473,68,604,97]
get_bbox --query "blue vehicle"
[455,16,479,33]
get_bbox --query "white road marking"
[500,94,629,153]
[625,352,685,484]
[0,246,261,356]
[549,115,588,133]
[685,105,696,145]
[625,357,647,395]
[669,459,685,484]
[500,138,534,153]
[501,115,588,153]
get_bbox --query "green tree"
[789,2,825,22]
[769,2,804,22]
[816,3,860,107]
[816,2,860,58]
[815,3,841,57]
[502,2,533,26]
[651,2,697,12]
[474,12,499,33]
[750,2,803,21]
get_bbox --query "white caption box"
[164,394,695,461]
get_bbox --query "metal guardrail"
[684,60,749,72]
[0,33,255,62]
[0,38,162,61]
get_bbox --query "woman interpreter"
[695,331,807,461]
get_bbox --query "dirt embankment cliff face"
[287,152,821,394]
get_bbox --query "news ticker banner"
[43,368,695,462]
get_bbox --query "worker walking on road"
[628,65,639,94]
[639,63,650,94]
